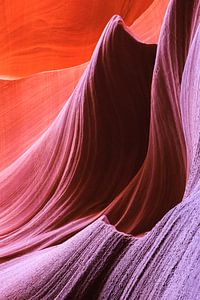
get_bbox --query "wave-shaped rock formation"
[0,0,200,299]
[0,0,156,78]
[0,0,168,171]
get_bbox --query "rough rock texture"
[0,0,200,299]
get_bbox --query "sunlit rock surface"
[0,0,200,299]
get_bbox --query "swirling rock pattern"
[0,0,200,299]
[0,0,155,78]
[0,16,157,258]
